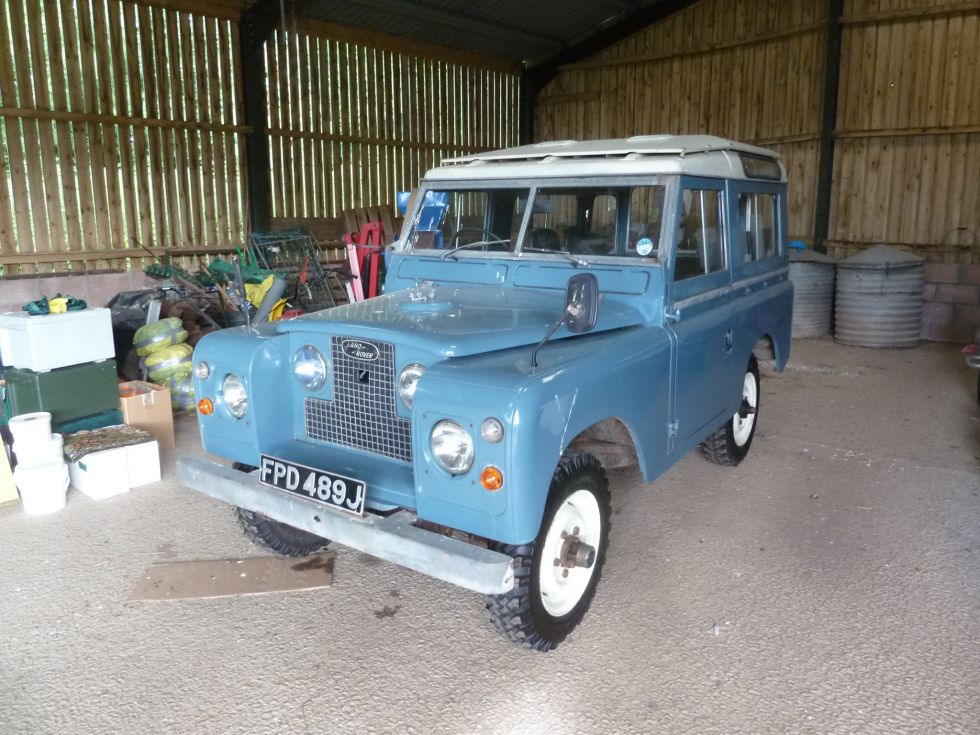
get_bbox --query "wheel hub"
[556,532,596,570]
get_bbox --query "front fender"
[413,326,672,545]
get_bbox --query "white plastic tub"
[0,308,114,371]
[8,411,52,446]
[14,433,63,468]
[14,461,69,515]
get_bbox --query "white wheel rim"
[732,370,758,447]
[538,488,601,617]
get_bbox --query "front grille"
[304,337,412,462]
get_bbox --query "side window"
[675,189,724,281]
[737,192,778,262]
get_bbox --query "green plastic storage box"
[5,360,120,425]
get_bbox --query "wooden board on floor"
[129,552,334,601]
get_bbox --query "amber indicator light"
[480,466,503,491]
[197,398,214,415]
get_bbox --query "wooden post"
[813,0,845,252]
[240,0,281,232]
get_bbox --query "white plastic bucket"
[14,461,69,515]
[9,412,53,447]
[14,433,64,468]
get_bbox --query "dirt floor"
[1,338,978,735]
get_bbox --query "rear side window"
[737,192,778,262]
[675,189,724,281]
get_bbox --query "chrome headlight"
[221,373,248,418]
[292,344,327,391]
[397,363,425,408]
[430,420,475,475]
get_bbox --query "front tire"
[232,462,330,557]
[700,355,760,466]
[485,452,611,651]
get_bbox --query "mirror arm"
[530,316,566,368]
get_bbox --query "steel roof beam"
[343,0,565,51]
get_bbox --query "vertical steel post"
[813,0,845,253]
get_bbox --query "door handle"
[724,329,733,352]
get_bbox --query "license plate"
[258,455,366,517]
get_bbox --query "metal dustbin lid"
[789,249,837,264]
[837,244,923,270]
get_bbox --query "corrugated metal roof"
[255,0,663,66]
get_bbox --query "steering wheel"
[450,227,510,251]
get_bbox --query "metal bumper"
[177,456,515,595]
[966,354,980,370]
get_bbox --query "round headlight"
[430,420,475,475]
[221,373,248,418]
[480,418,504,443]
[194,361,210,379]
[292,344,327,391]
[397,363,425,408]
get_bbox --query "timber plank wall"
[0,0,519,275]
[538,0,980,340]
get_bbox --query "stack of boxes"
[0,308,121,430]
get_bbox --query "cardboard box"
[69,447,130,500]
[127,440,161,488]
[119,381,174,449]
[68,440,161,499]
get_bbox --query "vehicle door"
[665,177,735,448]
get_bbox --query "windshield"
[404,183,667,261]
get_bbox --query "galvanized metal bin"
[834,244,924,348]
[789,249,836,338]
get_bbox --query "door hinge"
[668,420,679,439]
[664,305,680,322]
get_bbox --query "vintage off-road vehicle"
[178,135,792,651]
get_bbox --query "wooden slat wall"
[830,0,980,262]
[535,0,828,242]
[265,24,521,220]
[0,0,247,274]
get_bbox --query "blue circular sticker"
[636,238,654,256]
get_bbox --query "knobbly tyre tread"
[485,451,611,652]
[232,462,330,558]
[699,356,760,467]
[699,427,738,466]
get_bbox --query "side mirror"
[563,272,599,334]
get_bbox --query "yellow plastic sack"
[144,343,193,381]
[244,274,275,308]
[48,297,68,314]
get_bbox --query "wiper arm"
[439,239,510,260]
[520,247,590,268]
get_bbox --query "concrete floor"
[1,339,978,735]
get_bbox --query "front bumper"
[177,456,515,595]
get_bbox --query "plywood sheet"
[130,552,334,601]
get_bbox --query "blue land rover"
[178,135,792,651]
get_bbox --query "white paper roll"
[8,412,53,447]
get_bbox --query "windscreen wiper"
[520,248,590,268]
[439,239,511,260]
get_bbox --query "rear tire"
[700,356,760,466]
[232,462,330,557]
[485,451,611,651]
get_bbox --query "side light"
[195,361,210,379]
[480,418,504,443]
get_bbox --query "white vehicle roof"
[424,135,787,184]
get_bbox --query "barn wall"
[833,0,980,341]
[537,0,980,341]
[535,0,828,244]
[264,20,520,221]
[0,0,248,275]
